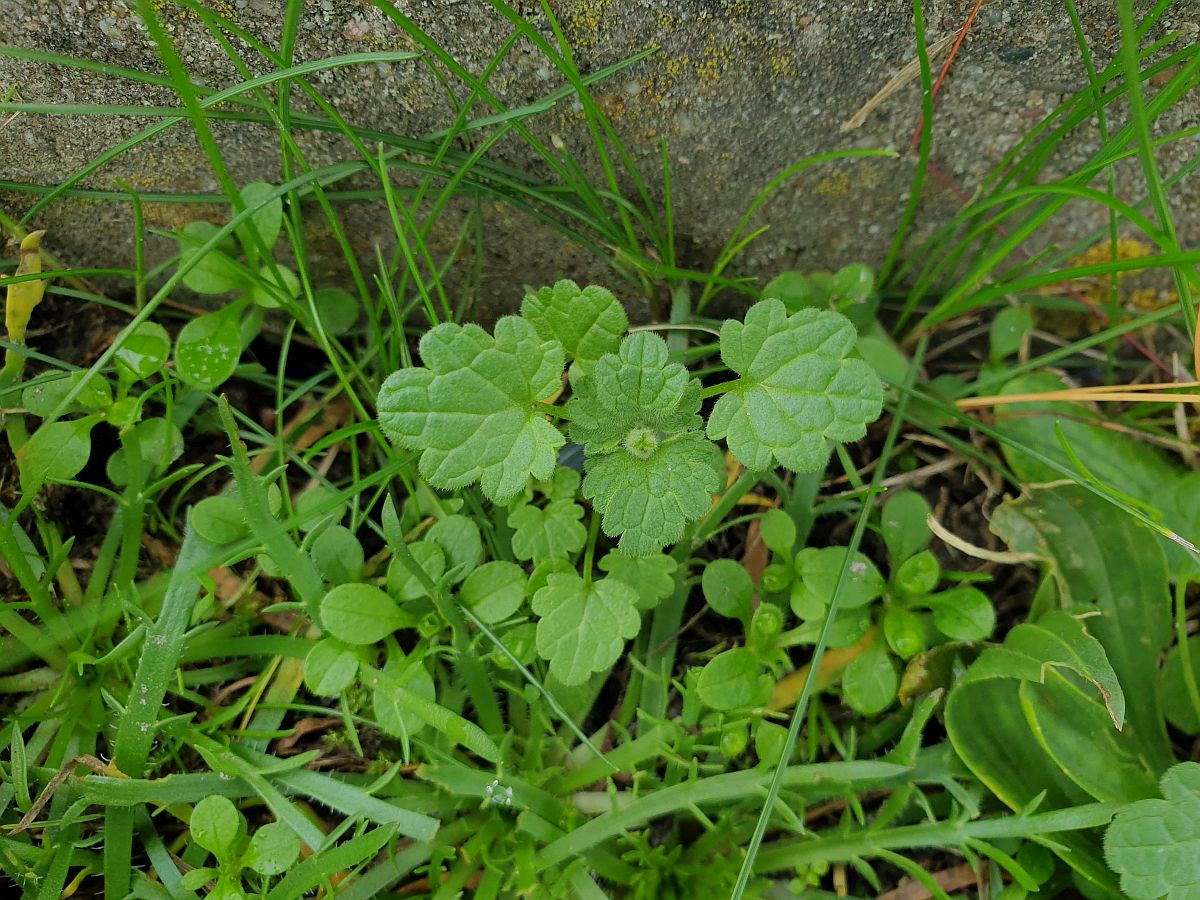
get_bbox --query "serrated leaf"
[583,431,722,555]
[175,305,243,389]
[521,279,627,375]
[532,572,640,685]
[377,317,565,503]
[599,550,677,611]
[567,332,702,452]
[707,299,883,472]
[1105,762,1200,899]
[508,499,586,564]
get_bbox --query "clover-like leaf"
[377,317,565,503]
[508,499,587,564]
[583,432,722,556]
[521,279,627,375]
[1105,762,1200,899]
[532,572,640,685]
[707,299,883,472]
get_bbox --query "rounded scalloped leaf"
[706,299,883,473]
[567,332,701,452]
[521,279,628,374]
[376,317,565,503]
[532,572,640,685]
[583,431,723,556]
[1105,762,1200,899]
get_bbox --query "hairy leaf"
[1105,763,1200,899]
[599,550,677,611]
[583,432,722,555]
[377,317,565,503]
[508,499,587,564]
[532,572,640,685]
[521,279,627,374]
[707,299,883,472]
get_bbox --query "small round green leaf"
[842,642,898,715]
[696,648,767,712]
[244,821,300,877]
[190,795,245,863]
[927,586,995,641]
[759,508,797,556]
[881,490,932,563]
[18,418,93,495]
[177,222,245,294]
[175,306,243,389]
[115,321,171,382]
[320,583,407,645]
[304,639,359,696]
[310,524,365,585]
[460,561,526,623]
[883,607,927,660]
[191,495,249,544]
[893,550,941,599]
[106,417,184,486]
[237,181,283,249]
[312,286,358,335]
[386,541,445,601]
[249,264,300,309]
[990,306,1033,362]
[702,559,753,623]
[426,515,482,582]
[791,547,884,618]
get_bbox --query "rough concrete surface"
[1,1,1197,318]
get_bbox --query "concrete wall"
[2,1,1197,317]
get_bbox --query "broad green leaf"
[758,508,797,556]
[190,795,245,864]
[175,304,243,389]
[1104,762,1200,899]
[176,221,244,294]
[702,558,754,623]
[244,821,300,877]
[425,514,482,582]
[521,279,627,374]
[532,572,640,685]
[925,586,995,641]
[583,432,722,556]
[990,485,1171,770]
[881,490,932,562]
[841,640,898,715]
[115,321,171,383]
[706,299,883,472]
[320,583,408,645]
[1160,636,1200,735]
[22,371,110,417]
[17,417,93,495]
[599,551,677,611]
[303,639,359,696]
[989,306,1033,362]
[377,317,565,503]
[696,648,770,711]
[460,561,526,623]
[508,499,586,564]
[237,181,283,249]
[311,286,358,335]
[309,524,364,585]
[892,550,940,599]
[790,547,884,618]
[191,495,249,544]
